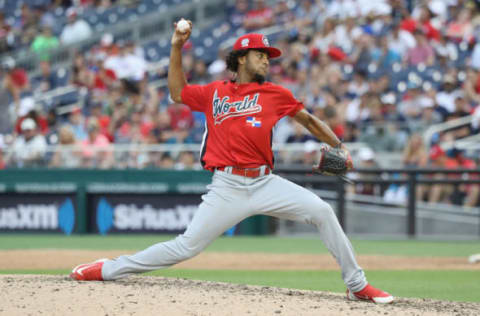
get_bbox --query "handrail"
[1,142,370,154]
[423,115,473,147]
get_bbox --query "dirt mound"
[1,275,478,316]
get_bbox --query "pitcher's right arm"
[168,20,192,103]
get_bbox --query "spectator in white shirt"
[60,8,93,46]
[6,118,47,168]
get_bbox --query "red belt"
[216,166,271,178]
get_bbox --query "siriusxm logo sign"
[96,198,197,234]
[0,198,75,235]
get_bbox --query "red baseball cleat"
[346,283,394,304]
[70,259,108,281]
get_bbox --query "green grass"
[1,269,479,303]
[0,234,479,257]
[1,235,479,302]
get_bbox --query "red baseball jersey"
[181,80,304,171]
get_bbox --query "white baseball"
[176,19,190,33]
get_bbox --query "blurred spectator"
[402,133,429,201]
[293,0,321,29]
[15,109,49,136]
[472,105,480,134]
[34,61,59,92]
[0,135,5,169]
[81,117,113,168]
[471,42,480,70]
[167,102,194,141]
[158,152,175,169]
[30,25,59,61]
[446,8,473,42]
[410,96,443,133]
[50,125,81,168]
[60,8,92,45]
[428,145,458,204]
[229,0,249,27]
[300,140,318,166]
[405,29,434,66]
[243,0,274,31]
[322,105,344,140]
[5,118,47,168]
[14,4,39,47]
[191,59,210,84]
[91,54,117,95]
[71,53,93,87]
[345,91,372,124]
[0,11,14,53]
[286,121,315,143]
[104,41,147,98]
[174,151,201,170]
[376,36,402,69]
[348,147,381,196]
[463,69,480,105]
[67,107,88,141]
[448,147,479,208]
[435,75,462,115]
[358,95,405,151]
[387,22,416,57]
[347,70,369,97]
[98,33,119,56]
[415,4,441,42]
[2,57,30,104]
[383,173,408,205]
[274,0,295,27]
[398,83,424,119]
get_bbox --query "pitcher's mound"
[1,275,478,316]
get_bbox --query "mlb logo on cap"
[233,33,281,58]
[262,37,269,46]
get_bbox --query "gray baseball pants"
[102,170,367,292]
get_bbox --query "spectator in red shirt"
[448,148,479,208]
[2,57,30,103]
[168,102,194,143]
[243,0,274,31]
[428,145,459,204]
[446,8,473,43]
[417,5,441,41]
[92,53,117,94]
[168,102,194,131]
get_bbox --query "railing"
[275,166,480,237]
[1,142,372,169]
[423,114,476,149]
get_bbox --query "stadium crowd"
[0,0,479,207]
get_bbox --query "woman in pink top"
[81,118,113,168]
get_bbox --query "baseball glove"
[313,146,354,184]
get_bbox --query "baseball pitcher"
[70,20,394,304]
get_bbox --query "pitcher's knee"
[309,200,337,225]
[174,235,206,261]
